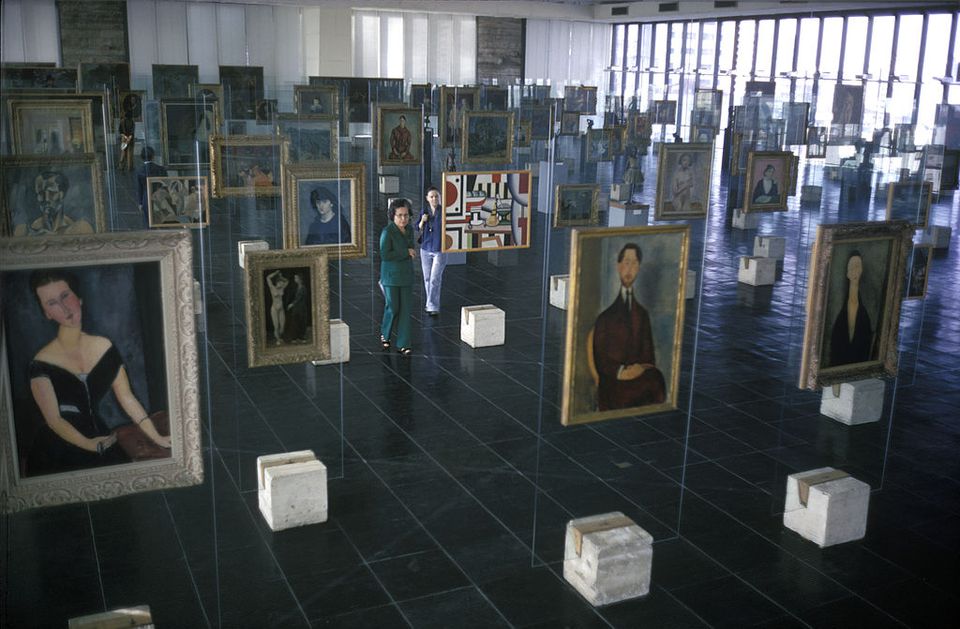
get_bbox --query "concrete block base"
[461,304,505,347]
[820,379,885,425]
[238,239,269,268]
[732,209,760,230]
[312,319,350,365]
[550,275,570,309]
[783,467,870,547]
[738,256,776,286]
[257,450,328,532]
[754,235,786,259]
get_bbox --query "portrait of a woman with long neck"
[828,251,874,367]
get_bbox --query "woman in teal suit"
[380,198,416,355]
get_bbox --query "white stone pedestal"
[461,304,505,348]
[257,450,328,532]
[732,209,760,230]
[550,275,569,310]
[919,225,951,249]
[610,183,630,202]
[238,240,269,268]
[69,606,152,628]
[608,202,649,227]
[685,270,696,299]
[783,467,870,547]
[820,379,885,425]
[311,319,350,365]
[800,185,823,205]
[753,235,786,259]
[737,256,776,286]
[488,249,519,266]
[378,174,399,194]
[563,511,653,606]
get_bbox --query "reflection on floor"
[4,150,959,628]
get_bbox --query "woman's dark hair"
[425,186,440,197]
[387,197,411,220]
[29,269,81,312]
[617,243,642,264]
[310,186,339,211]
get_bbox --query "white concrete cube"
[820,378,885,425]
[238,240,269,268]
[920,225,951,249]
[460,304,505,348]
[737,256,776,286]
[610,183,630,201]
[563,511,653,606]
[608,202,649,227]
[783,467,870,547]
[312,319,350,365]
[732,208,760,230]
[378,174,400,194]
[685,270,696,300]
[800,185,823,204]
[257,450,328,532]
[753,235,786,259]
[550,274,570,310]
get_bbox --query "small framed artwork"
[462,111,514,164]
[409,83,433,111]
[255,99,278,124]
[554,184,600,227]
[652,100,677,125]
[308,77,351,134]
[563,85,598,114]
[146,176,209,228]
[807,126,827,158]
[1,154,106,237]
[689,125,717,143]
[439,86,480,147]
[654,143,713,220]
[886,181,932,227]
[482,86,509,111]
[905,245,933,299]
[276,115,339,162]
[798,220,913,389]
[0,231,203,512]
[292,85,339,116]
[560,112,580,136]
[0,66,77,91]
[606,126,626,156]
[118,90,145,122]
[161,99,219,168]
[561,225,690,425]
[441,170,531,252]
[7,98,95,155]
[585,128,610,162]
[516,121,532,147]
[152,64,198,100]
[743,151,793,212]
[209,135,281,198]
[244,249,331,368]
[219,65,264,120]
[281,162,367,258]
[831,84,864,133]
[377,107,423,165]
[190,83,224,108]
[628,112,651,143]
[522,105,554,141]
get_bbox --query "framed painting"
[783,102,810,145]
[692,89,722,127]
[77,61,130,115]
[1,154,106,237]
[255,99,278,124]
[655,143,713,220]
[652,100,677,125]
[281,162,367,259]
[585,128,610,162]
[7,98,95,156]
[807,126,828,158]
[151,64,198,100]
[441,170,531,252]
[886,181,932,227]
[0,66,77,91]
[369,78,405,108]
[244,249,330,368]
[799,220,913,389]
[561,225,690,426]
[689,125,717,143]
[209,135,281,198]
[563,85,597,114]
[277,115,338,162]
[118,90,145,122]
[554,184,599,227]
[906,244,933,300]
[308,77,350,134]
[482,86,509,111]
[293,85,339,116]
[439,86,480,148]
[745,80,775,96]
[743,151,793,212]
[519,84,551,105]
[377,107,423,166]
[0,230,202,512]
[146,175,209,228]
[190,83,224,108]
[219,65,264,120]
[832,84,864,132]
[516,121,532,148]
[522,105,554,141]
[462,111,514,164]
[409,83,433,110]
[160,100,219,168]
[560,111,580,136]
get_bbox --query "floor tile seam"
[858,541,960,597]
[157,491,215,629]
[84,504,109,615]
[668,451,778,500]
[653,582,732,629]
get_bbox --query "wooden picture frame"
[585,128,610,162]
[462,111,514,164]
[7,98,95,155]
[798,220,913,390]
[219,65,264,120]
[281,162,367,259]
[521,105,554,141]
[244,249,330,368]
[652,100,677,125]
[561,225,690,425]
[209,135,280,198]
[1,154,106,237]
[441,170,531,252]
[563,85,598,114]
[559,112,580,136]
[439,86,479,148]
[151,64,198,100]
[160,99,219,168]
[377,107,423,166]
[906,244,933,300]
[482,86,509,111]
[743,151,793,212]
[0,231,202,512]
[292,85,339,116]
[886,181,932,227]
[655,143,713,220]
[554,184,600,227]
[409,83,433,111]
[276,115,339,162]
[146,176,210,228]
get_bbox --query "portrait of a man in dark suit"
[591,243,666,411]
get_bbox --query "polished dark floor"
[3,142,959,629]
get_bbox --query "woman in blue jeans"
[380,198,416,356]
[417,186,447,316]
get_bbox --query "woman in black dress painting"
[829,251,873,367]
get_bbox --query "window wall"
[609,8,959,145]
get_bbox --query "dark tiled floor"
[3,142,959,628]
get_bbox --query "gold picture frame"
[281,162,367,258]
[276,114,339,163]
[7,98,95,155]
[146,176,210,228]
[209,135,281,198]
[561,225,690,426]
[376,106,423,166]
[244,249,331,368]
[439,85,479,148]
[798,220,913,390]
[292,84,339,116]
[441,170,532,252]
[554,184,600,227]
[743,150,793,212]
[654,143,713,220]
[461,111,514,164]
